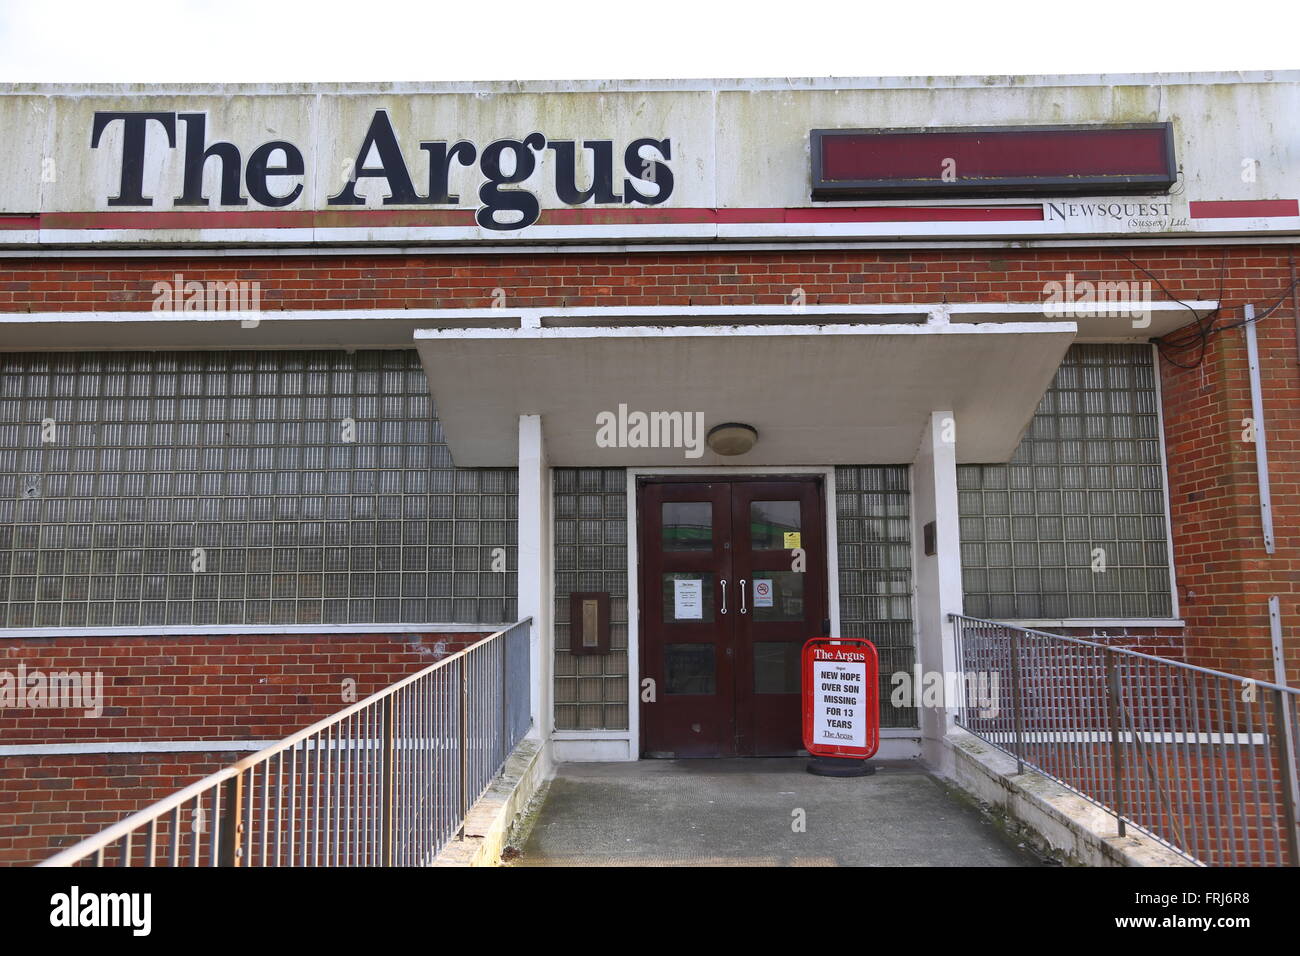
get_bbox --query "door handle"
[739,579,748,614]
[720,579,727,615]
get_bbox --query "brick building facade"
[2,75,1297,863]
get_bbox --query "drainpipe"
[1244,304,1275,554]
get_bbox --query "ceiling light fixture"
[706,422,758,456]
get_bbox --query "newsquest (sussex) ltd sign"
[88,108,675,230]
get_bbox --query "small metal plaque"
[569,591,610,655]
[581,599,600,647]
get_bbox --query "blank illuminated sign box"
[811,124,1176,199]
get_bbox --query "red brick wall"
[3,243,1298,676]
[1030,743,1291,866]
[0,751,230,866]
[2,243,1299,861]
[0,246,1291,311]
[0,632,486,744]
[1158,256,1300,686]
[4,243,1294,680]
[0,631,486,865]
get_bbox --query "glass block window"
[553,468,629,731]
[0,350,517,628]
[835,465,915,729]
[958,343,1172,620]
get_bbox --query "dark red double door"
[639,477,828,757]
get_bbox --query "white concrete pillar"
[911,411,964,771]
[517,415,553,762]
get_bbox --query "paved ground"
[510,758,1041,866]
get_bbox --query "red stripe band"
[1189,199,1299,219]
[20,205,1045,231]
[13,201,1294,229]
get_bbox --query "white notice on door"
[752,578,773,608]
[673,578,703,620]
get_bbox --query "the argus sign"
[88,109,674,231]
[802,638,879,759]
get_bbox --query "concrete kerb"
[432,737,546,867]
[943,727,1194,867]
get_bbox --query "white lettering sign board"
[811,658,867,749]
[3,79,1297,246]
[802,640,879,759]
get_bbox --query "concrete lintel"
[432,738,546,867]
[944,728,1194,867]
[553,737,634,762]
[415,322,1076,467]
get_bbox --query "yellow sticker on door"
[783,532,801,549]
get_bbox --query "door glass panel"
[750,501,801,550]
[662,502,712,551]
[754,641,801,694]
[665,644,715,694]
[661,572,715,622]
[750,572,804,622]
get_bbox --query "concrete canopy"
[413,320,1079,467]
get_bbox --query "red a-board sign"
[801,638,879,759]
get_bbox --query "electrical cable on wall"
[1130,248,1300,369]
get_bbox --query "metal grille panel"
[958,343,1172,620]
[0,350,517,627]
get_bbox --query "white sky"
[0,0,1295,82]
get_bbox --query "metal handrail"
[40,617,532,867]
[949,613,1300,867]
[958,615,1299,696]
